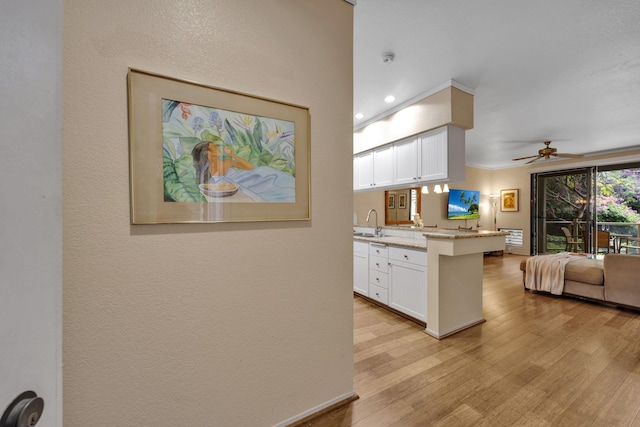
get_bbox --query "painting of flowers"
[162,99,297,203]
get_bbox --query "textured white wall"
[63,1,354,426]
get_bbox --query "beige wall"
[354,165,532,255]
[63,1,354,426]
[354,87,473,153]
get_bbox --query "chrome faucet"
[366,209,381,236]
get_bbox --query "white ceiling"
[353,0,640,169]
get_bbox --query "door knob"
[0,391,44,427]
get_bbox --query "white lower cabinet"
[353,241,369,296]
[353,240,427,323]
[388,246,427,322]
[369,243,389,304]
[369,283,388,305]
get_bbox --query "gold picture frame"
[500,189,519,212]
[127,69,310,224]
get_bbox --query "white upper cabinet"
[418,125,465,183]
[354,145,394,190]
[373,145,394,187]
[393,137,418,185]
[418,127,447,181]
[353,125,465,192]
[354,151,373,190]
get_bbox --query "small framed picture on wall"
[500,189,519,212]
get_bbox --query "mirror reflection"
[385,188,421,225]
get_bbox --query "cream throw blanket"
[525,253,583,295]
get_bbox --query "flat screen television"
[447,188,480,220]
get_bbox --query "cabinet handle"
[404,255,409,259]
[376,277,379,281]
[376,262,380,267]
[376,292,380,297]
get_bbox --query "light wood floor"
[302,254,640,426]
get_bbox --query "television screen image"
[447,189,480,220]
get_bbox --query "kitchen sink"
[353,232,376,237]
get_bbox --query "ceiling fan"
[512,141,583,164]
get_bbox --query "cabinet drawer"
[354,240,369,253]
[369,283,388,305]
[369,255,389,273]
[369,270,388,289]
[369,243,388,257]
[389,246,426,266]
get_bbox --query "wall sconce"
[443,184,449,193]
[434,185,442,193]
[421,186,429,194]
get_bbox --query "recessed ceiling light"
[354,112,364,120]
[384,95,396,103]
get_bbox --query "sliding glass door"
[596,164,640,254]
[532,162,640,255]
[532,168,595,254]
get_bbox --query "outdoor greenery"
[543,167,640,253]
[545,168,640,223]
[596,169,640,223]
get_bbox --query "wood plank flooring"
[301,254,640,426]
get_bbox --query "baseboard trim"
[275,391,359,427]
[425,317,485,339]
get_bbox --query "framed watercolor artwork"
[500,189,519,212]
[127,69,310,224]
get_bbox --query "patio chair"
[582,230,612,253]
[561,227,582,252]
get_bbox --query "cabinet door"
[353,156,358,191]
[369,283,389,305]
[418,127,447,182]
[373,145,394,187]
[394,138,418,185]
[353,251,369,296]
[354,152,374,190]
[389,260,427,322]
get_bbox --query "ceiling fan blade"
[512,154,541,161]
[554,153,583,158]
[525,155,544,164]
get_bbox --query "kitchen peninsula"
[353,227,508,338]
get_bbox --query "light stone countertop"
[421,229,510,239]
[353,235,427,250]
[353,227,509,249]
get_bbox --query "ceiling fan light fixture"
[512,140,582,164]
